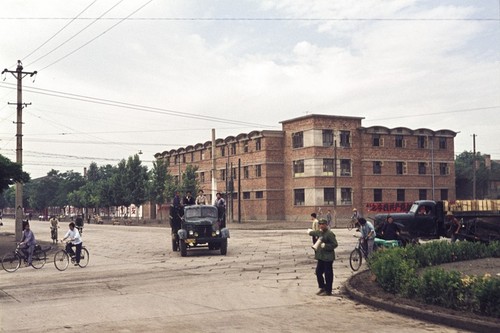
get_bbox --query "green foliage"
[0,154,30,194]
[455,151,491,199]
[370,241,500,318]
[181,165,199,196]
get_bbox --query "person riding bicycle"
[61,222,83,266]
[49,215,59,244]
[20,222,36,266]
[358,218,376,257]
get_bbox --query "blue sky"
[0,0,499,178]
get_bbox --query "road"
[0,219,467,332]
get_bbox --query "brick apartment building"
[154,114,457,222]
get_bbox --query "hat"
[352,208,357,211]
[318,219,327,224]
[446,211,453,216]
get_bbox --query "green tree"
[455,151,490,199]
[181,165,199,196]
[126,154,149,217]
[0,154,29,194]
[150,159,168,220]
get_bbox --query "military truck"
[176,205,229,257]
[372,200,500,243]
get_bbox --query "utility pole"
[333,139,337,214]
[472,134,477,200]
[2,60,37,241]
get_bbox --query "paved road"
[0,219,468,332]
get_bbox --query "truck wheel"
[179,240,187,257]
[220,239,228,255]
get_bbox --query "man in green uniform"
[308,219,338,296]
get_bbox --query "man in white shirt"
[62,222,83,265]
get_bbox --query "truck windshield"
[185,207,218,219]
[409,203,419,214]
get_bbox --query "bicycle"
[53,243,89,271]
[349,237,369,271]
[50,226,59,244]
[1,243,48,273]
[347,218,358,231]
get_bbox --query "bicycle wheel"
[349,248,363,271]
[78,248,89,268]
[54,250,69,271]
[31,249,46,269]
[2,252,21,273]
[347,221,353,231]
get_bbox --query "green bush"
[369,241,500,318]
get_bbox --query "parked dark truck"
[373,200,500,243]
[177,205,229,257]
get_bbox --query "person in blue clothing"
[20,222,36,266]
[358,217,376,257]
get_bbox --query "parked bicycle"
[349,236,401,271]
[1,243,48,273]
[53,243,89,271]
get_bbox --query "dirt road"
[0,219,469,332]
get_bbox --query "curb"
[344,270,500,333]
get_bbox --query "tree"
[0,154,29,194]
[455,151,490,199]
[126,154,149,217]
[150,159,168,220]
[181,165,199,196]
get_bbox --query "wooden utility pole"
[472,134,477,200]
[2,60,37,240]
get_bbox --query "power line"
[1,17,499,22]
[26,0,126,67]
[0,82,276,128]
[22,0,98,63]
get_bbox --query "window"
[256,191,263,199]
[220,169,226,181]
[165,157,170,165]
[200,151,204,160]
[417,136,427,149]
[374,189,382,202]
[322,130,334,147]
[323,158,334,174]
[243,192,251,199]
[182,154,186,163]
[174,156,178,164]
[190,152,194,162]
[418,162,427,175]
[395,135,404,148]
[255,164,262,177]
[397,189,405,202]
[372,134,382,147]
[220,146,225,157]
[441,189,448,200]
[439,163,449,175]
[292,132,304,148]
[230,143,237,155]
[419,189,427,200]
[396,162,404,175]
[341,188,352,205]
[340,159,351,176]
[200,172,205,183]
[324,188,335,205]
[294,189,305,206]
[439,137,447,149]
[232,167,237,179]
[243,141,249,153]
[243,166,249,179]
[373,161,382,174]
[293,160,304,175]
[255,138,261,151]
[339,131,350,148]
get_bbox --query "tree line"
[0,154,199,219]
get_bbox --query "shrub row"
[369,241,500,318]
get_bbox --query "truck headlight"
[188,230,194,236]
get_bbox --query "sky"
[0,0,499,179]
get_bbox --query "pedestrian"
[446,211,461,243]
[196,189,207,205]
[215,192,226,227]
[326,210,332,228]
[49,215,59,244]
[183,191,196,206]
[61,222,83,266]
[310,213,319,244]
[308,219,338,296]
[358,217,376,257]
[20,222,36,266]
[380,215,400,241]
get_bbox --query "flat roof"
[280,113,365,125]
